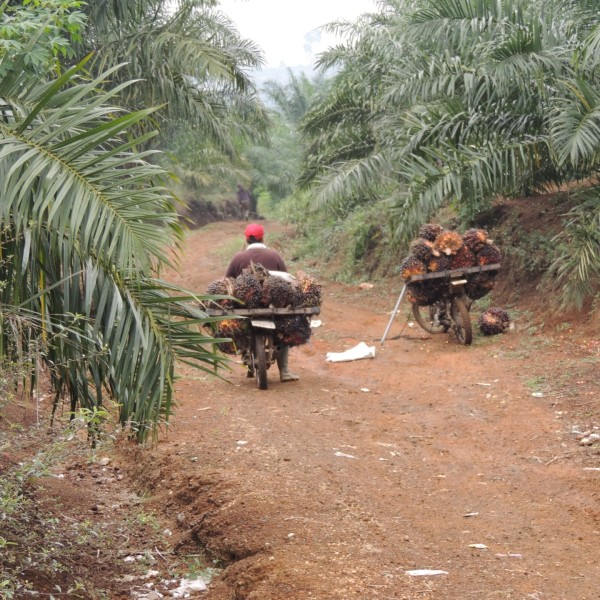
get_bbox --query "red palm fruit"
[478,307,510,335]
[410,238,440,261]
[427,255,452,272]
[206,277,236,308]
[462,228,490,252]
[418,223,444,242]
[450,245,476,269]
[476,243,502,266]
[400,256,427,280]
[434,230,463,255]
[233,272,263,308]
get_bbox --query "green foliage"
[74,0,268,153]
[241,70,326,204]
[284,193,395,283]
[0,413,98,597]
[182,554,221,584]
[505,229,561,275]
[0,9,229,441]
[548,190,600,308]
[0,0,85,77]
[299,0,600,306]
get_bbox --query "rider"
[236,184,251,221]
[225,223,299,382]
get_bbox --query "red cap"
[245,223,264,240]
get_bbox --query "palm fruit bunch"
[233,269,263,308]
[296,274,322,308]
[478,307,510,335]
[262,275,294,308]
[400,255,427,281]
[406,281,440,306]
[426,254,452,273]
[462,228,490,253]
[476,243,502,267]
[410,238,440,262]
[419,222,444,242]
[434,230,464,256]
[402,235,440,304]
[401,222,502,306]
[275,315,311,347]
[450,244,476,269]
[214,318,249,354]
[206,277,236,308]
[465,272,495,300]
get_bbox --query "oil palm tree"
[301,0,600,305]
[75,0,269,156]
[0,24,228,440]
[245,70,328,202]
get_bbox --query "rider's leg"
[241,350,254,377]
[277,345,299,382]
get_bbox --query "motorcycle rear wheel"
[412,302,450,334]
[450,296,473,345]
[253,332,268,390]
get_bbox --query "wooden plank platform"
[407,263,501,283]
[204,306,321,317]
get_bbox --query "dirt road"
[126,221,600,599]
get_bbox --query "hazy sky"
[219,0,376,68]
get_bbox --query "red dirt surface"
[3,216,599,599]
[121,220,600,599]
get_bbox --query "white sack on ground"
[326,342,376,363]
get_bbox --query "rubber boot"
[277,346,299,382]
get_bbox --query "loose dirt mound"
[119,220,600,599]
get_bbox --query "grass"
[182,554,222,584]
[0,395,163,598]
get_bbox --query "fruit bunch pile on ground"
[401,224,502,305]
[478,307,511,335]
[205,264,322,352]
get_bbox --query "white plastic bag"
[326,342,376,363]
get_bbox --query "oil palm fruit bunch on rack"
[478,307,510,335]
[233,269,263,308]
[205,265,322,353]
[406,281,441,306]
[476,243,502,267]
[401,255,439,304]
[450,244,476,269]
[400,255,427,280]
[295,274,322,308]
[419,222,444,242]
[262,275,294,308]
[275,315,311,346]
[410,238,440,262]
[462,228,490,253]
[426,254,452,273]
[401,222,503,306]
[434,230,464,256]
[206,277,236,308]
[214,318,249,354]
[465,272,496,300]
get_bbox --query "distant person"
[236,184,251,221]
[225,223,299,382]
